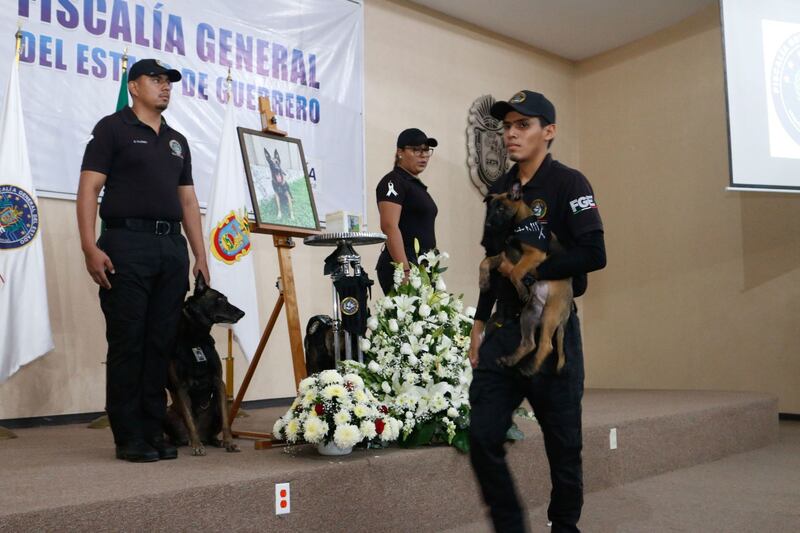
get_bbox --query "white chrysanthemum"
[301,389,316,408]
[419,304,431,318]
[303,416,329,443]
[353,403,370,418]
[411,323,424,337]
[388,319,399,333]
[333,424,362,448]
[334,410,351,425]
[465,306,476,318]
[344,374,364,390]
[360,420,377,440]
[367,316,379,331]
[354,389,368,403]
[298,376,317,393]
[319,369,343,385]
[382,417,402,441]
[367,360,381,373]
[393,265,404,286]
[360,338,371,351]
[430,394,448,412]
[435,278,446,291]
[321,384,346,400]
[273,418,285,437]
[285,418,301,443]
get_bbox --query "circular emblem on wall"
[467,95,508,195]
[340,296,359,316]
[210,209,251,265]
[771,33,800,144]
[530,199,548,219]
[169,139,183,158]
[0,184,40,249]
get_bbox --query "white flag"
[0,56,54,382]
[204,94,260,361]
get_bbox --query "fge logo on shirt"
[569,195,597,214]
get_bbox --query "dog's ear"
[274,149,281,165]
[483,193,495,204]
[509,181,522,201]
[194,272,208,295]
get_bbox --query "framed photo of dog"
[237,127,321,237]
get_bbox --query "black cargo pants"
[469,310,584,533]
[97,227,189,446]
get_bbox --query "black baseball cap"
[396,128,438,148]
[490,90,556,124]
[128,58,182,82]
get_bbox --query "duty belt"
[104,218,182,235]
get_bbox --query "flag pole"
[222,67,244,417]
[2,25,23,440]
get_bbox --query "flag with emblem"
[204,89,260,361]
[0,37,55,382]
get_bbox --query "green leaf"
[400,420,437,448]
[452,429,470,453]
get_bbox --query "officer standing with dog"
[77,59,209,462]
[468,91,606,532]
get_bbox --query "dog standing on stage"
[479,183,573,375]
[164,273,245,456]
[264,148,294,220]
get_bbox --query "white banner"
[1,0,366,218]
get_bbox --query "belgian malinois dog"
[479,183,573,375]
[164,273,245,456]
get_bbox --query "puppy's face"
[485,183,525,231]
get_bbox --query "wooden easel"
[228,97,307,448]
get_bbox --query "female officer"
[375,128,439,294]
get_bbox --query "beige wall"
[3,2,798,420]
[0,0,578,419]
[577,5,800,412]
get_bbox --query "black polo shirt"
[81,106,193,221]
[478,154,603,316]
[376,166,438,253]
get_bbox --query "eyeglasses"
[406,146,434,156]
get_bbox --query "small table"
[303,232,386,363]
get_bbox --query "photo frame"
[237,127,321,237]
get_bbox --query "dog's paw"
[518,359,540,377]
[496,356,516,367]
[190,443,206,456]
[224,441,241,453]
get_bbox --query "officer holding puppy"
[469,91,606,532]
[77,59,209,462]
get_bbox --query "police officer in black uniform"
[77,59,209,462]
[375,128,438,294]
[468,91,607,532]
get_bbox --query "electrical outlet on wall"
[275,482,290,515]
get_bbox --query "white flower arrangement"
[341,249,474,452]
[273,370,402,449]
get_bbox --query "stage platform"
[0,390,777,532]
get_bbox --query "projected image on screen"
[722,0,800,191]
[763,20,800,159]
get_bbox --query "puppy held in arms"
[479,182,573,376]
[164,273,245,456]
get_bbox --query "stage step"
[0,390,777,532]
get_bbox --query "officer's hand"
[497,253,514,278]
[469,320,485,369]
[193,257,210,286]
[84,245,114,290]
